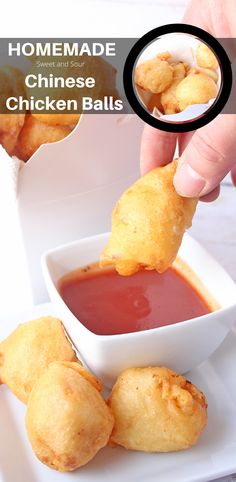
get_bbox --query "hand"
[140,0,236,201]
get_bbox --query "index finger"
[140,124,178,175]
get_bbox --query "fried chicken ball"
[135,57,173,94]
[196,43,218,69]
[0,316,79,403]
[15,114,72,161]
[0,66,26,154]
[176,72,218,111]
[161,62,187,114]
[26,361,114,472]
[108,367,207,452]
[100,160,197,275]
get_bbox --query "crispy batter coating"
[176,72,218,111]
[0,113,25,154]
[29,55,117,125]
[0,66,26,154]
[187,66,218,83]
[100,160,197,275]
[156,51,172,61]
[15,114,72,161]
[135,57,173,94]
[108,367,207,452]
[161,62,187,114]
[199,67,218,83]
[196,43,218,69]
[31,113,81,127]
[0,317,79,403]
[26,361,114,472]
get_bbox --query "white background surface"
[2,0,188,37]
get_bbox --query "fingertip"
[140,124,177,176]
[140,124,159,176]
[173,162,206,197]
[200,185,220,202]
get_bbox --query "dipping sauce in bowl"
[58,262,212,336]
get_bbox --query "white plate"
[0,303,236,482]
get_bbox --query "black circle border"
[123,24,232,132]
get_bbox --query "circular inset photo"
[124,25,232,132]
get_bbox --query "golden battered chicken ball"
[0,66,26,154]
[196,43,218,69]
[100,160,197,275]
[176,72,218,111]
[135,57,173,94]
[161,62,187,114]
[0,317,79,403]
[108,367,207,452]
[26,361,114,472]
[15,114,72,161]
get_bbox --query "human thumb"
[174,114,236,197]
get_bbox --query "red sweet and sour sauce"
[58,263,212,336]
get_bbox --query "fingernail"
[174,163,206,197]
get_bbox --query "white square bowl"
[41,232,236,387]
